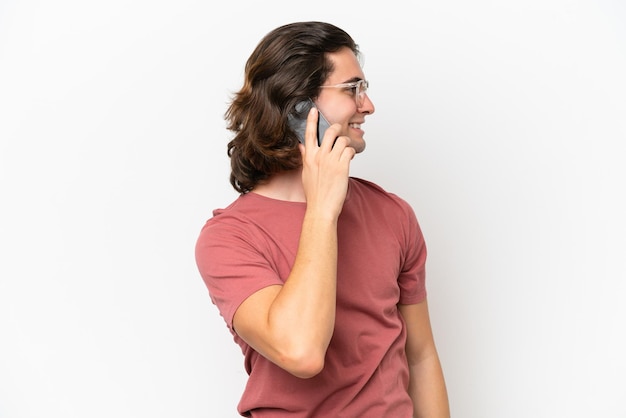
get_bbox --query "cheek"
[323,104,356,129]
[315,94,357,133]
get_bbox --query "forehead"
[325,47,365,83]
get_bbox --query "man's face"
[314,47,375,154]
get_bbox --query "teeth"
[350,123,361,129]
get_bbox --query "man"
[195,21,449,417]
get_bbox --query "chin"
[352,140,366,154]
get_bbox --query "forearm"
[408,351,450,418]
[266,211,338,373]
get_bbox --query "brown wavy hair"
[224,21,360,194]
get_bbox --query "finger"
[319,123,342,152]
[329,135,351,154]
[339,145,357,163]
[304,107,319,148]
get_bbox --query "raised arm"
[232,108,355,378]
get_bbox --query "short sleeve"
[195,218,283,329]
[397,201,427,305]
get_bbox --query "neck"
[251,169,306,202]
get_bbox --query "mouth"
[349,122,362,129]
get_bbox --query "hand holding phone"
[287,99,331,146]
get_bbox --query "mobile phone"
[287,99,331,146]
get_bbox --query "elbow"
[279,349,326,379]
[292,357,325,379]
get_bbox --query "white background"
[1,0,625,417]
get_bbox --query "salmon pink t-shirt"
[195,177,427,417]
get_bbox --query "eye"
[344,83,358,95]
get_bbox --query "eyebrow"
[340,76,364,84]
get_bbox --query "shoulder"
[346,177,423,242]
[196,194,263,256]
[196,192,306,256]
[348,177,414,213]
[201,192,285,232]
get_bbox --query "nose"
[358,93,375,115]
